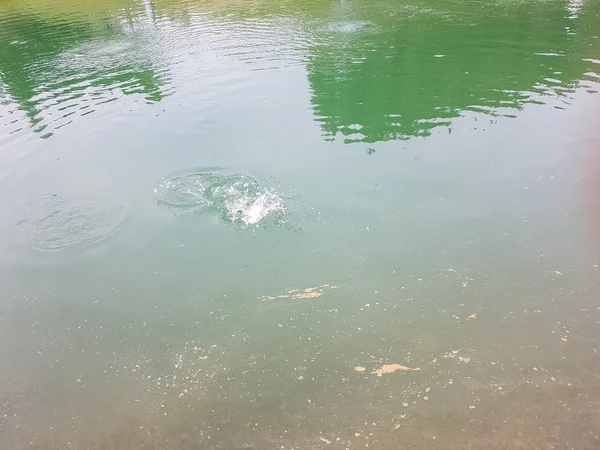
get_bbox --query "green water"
[1,0,600,448]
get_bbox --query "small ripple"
[11,194,127,252]
[534,52,565,57]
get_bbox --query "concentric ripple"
[155,170,285,227]
[16,194,127,251]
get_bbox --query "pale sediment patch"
[259,284,338,301]
[372,364,420,376]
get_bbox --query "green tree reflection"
[306,0,598,143]
[0,9,166,137]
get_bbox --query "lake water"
[1,0,600,448]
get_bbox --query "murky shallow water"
[1,0,600,449]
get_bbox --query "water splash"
[155,170,286,228]
[221,187,284,226]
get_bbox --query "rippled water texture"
[0,0,596,144]
[0,0,600,449]
[15,194,127,251]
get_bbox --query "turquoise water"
[1,0,600,448]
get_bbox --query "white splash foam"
[225,189,285,226]
[156,172,286,227]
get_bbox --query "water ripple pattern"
[155,170,286,227]
[13,194,127,252]
[0,4,171,139]
[0,0,315,141]
[306,0,598,143]
[1,0,598,144]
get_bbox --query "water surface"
[1,0,600,448]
